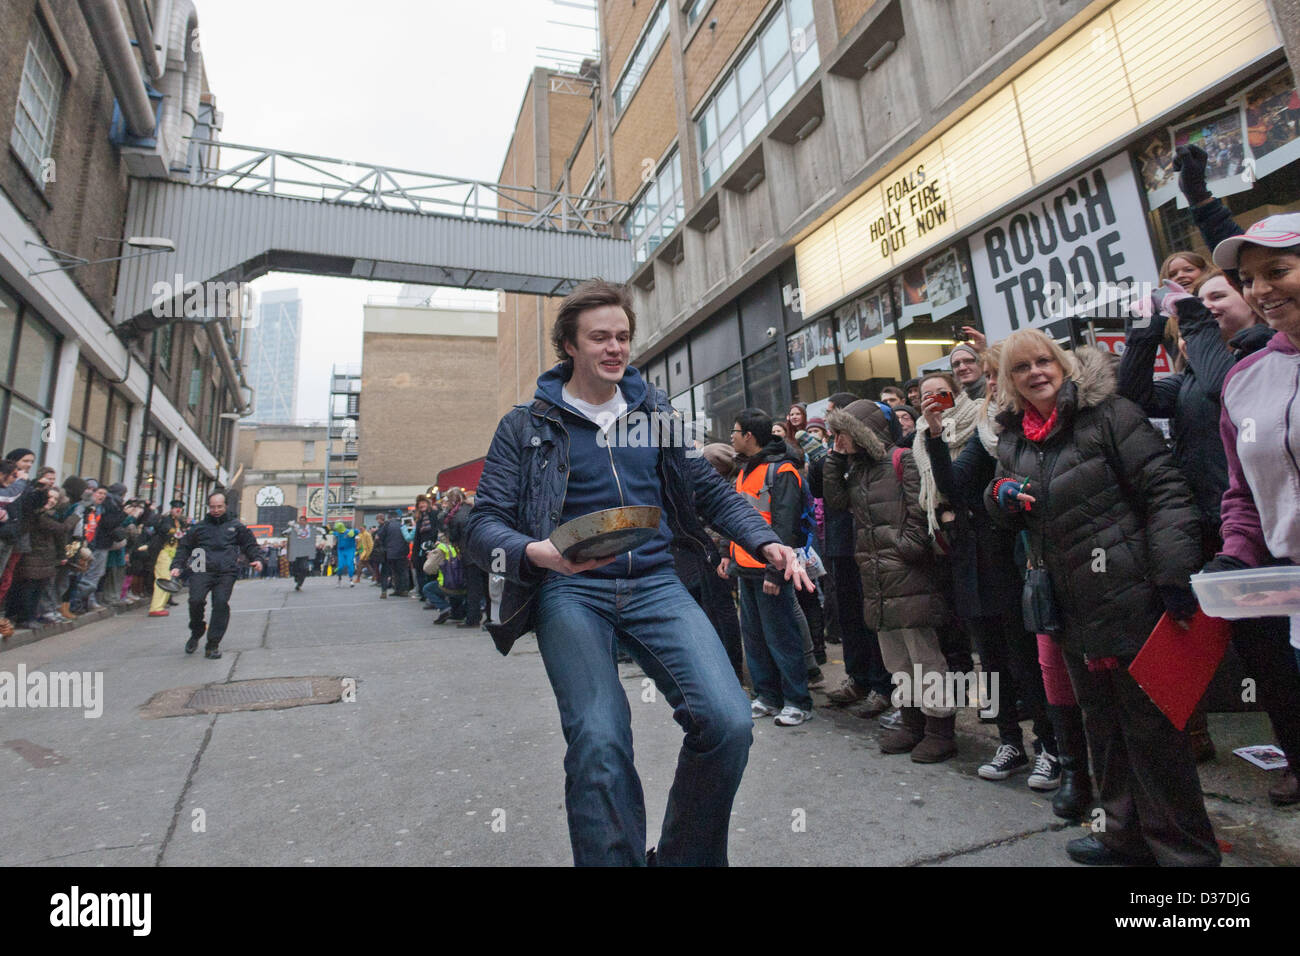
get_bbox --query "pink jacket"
[1219,330,1300,565]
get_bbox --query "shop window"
[0,290,59,465]
[693,362,744,443]
[10,13,65,188]
[744,343,787,418]
[696,0,818,191]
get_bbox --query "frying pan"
[156,577,183,593]
[549,506,662,562]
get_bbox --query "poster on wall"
[814,317,837,367]
[1137,132,1180,209]
[923,248,972,321]
[1172,106,1250,207]
[1238,67,1300,180]
[786,329,809,379]
[895,264,928,322]
[968,153,1160,343]
[836,284,894,358]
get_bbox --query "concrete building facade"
[234,422,327,524]
[496,0,1300,434]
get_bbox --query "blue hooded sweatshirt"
[535,363,674,579]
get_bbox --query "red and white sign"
[1093,333,1174,377]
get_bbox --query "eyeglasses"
[950,357,978,369]
[731,428,744,435]
[1010,356,1057,377]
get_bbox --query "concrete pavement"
[1,575,1296,866]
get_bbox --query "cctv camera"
[766,326,777,338]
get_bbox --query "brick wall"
[498,77,538,222]
[605,0,658,83]
[358,332,500,486]
[0,0,130,321]
[834,0,877,36]
[547,82,595,191]
[610,45,677,201]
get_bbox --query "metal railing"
[183,139,629,236]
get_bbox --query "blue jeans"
[535,571,753,866]
[422,579,465,617]
[737,575,812,711]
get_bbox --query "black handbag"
[1021,533,1061,635]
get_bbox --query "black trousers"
[969,613,1054,751]
[291,556,311,586]
[189,572,237,647]
[796,582,825,659]
[381,556,410,594]
[463,562,488,625]
[1063,649,1220,866]
[688,569,744,684]
[828,555,891,696]
[1232,615,1300,773]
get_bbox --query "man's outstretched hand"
[760,543,815,592]
[525,538,618,576]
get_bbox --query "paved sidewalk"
[1,577,1295,866]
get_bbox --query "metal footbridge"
[113,140,634,334]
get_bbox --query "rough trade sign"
[969,154,1159,341]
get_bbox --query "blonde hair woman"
[986,328,1217,866]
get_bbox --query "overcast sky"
[198,0,598,419]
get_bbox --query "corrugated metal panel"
[116,180,631,326]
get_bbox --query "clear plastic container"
[1190,566,1300,620]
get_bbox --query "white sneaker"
[774,705,813,727]
[751,699,780,719]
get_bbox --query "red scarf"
[1022,404,1059,443]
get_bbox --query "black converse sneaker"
[1027,749,1062,791]
[978,743,1029,780]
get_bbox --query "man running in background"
[171,492,262,659]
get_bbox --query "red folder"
[1128,611,1232,731]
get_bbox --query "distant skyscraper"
[243,289,302,423]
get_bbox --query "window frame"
[10,12,66,190]
[626,148,685,263]
[612,0,670,116]
[694,0,818,191]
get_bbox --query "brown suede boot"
[59,602,78,620]
[880,706,926,754]
[911,714,958,763]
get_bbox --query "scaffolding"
[322,363,361,525]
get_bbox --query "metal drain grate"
[187,679,314,709]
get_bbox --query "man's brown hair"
[551,279,636,364]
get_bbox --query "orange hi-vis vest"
[731,461,801,568]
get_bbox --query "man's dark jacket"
[171,511,262,574]
[466,363,783,655]
[373,519,410,560]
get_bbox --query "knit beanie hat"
[949,343,980,367]
[107,482,129,499]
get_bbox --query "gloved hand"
[1127,292,1165,339]
[1201,554,1251,575]
[1159,585,1199,622]
[994,478,1034,513]
[1173,144,1212,205]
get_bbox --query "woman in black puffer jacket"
[986,329,1217,867]
[823,400,955,763]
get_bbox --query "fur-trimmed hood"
[826,400,890,461]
